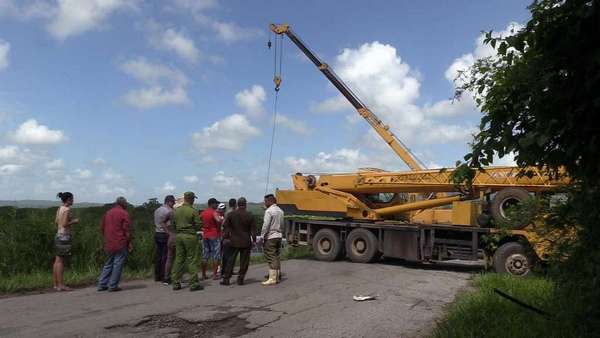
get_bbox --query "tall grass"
[431,273,586,338]
[0,205,156,293]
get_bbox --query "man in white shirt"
[261,194,284,286]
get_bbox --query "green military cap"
[184,191,197,199]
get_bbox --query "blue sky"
[0,0,529,203]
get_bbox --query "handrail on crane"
[270,23,424,171]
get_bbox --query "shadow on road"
[376,257,485,273]
[120,284,148,291]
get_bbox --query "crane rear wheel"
[490,188,533,229]
[345,228,380,263]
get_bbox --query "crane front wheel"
[492,242,534,277]
[312,228,343,261]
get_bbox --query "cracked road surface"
[0,259,474,337]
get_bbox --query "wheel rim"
[352,238,367,256]
[499,197,521,219]
[505,253,529,276]
[318,238,332,254]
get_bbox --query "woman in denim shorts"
[53,192,79,291]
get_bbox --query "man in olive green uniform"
[172,191,203,291]
[220,197,256,286]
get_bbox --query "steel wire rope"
[265,35,284,195]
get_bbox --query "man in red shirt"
[97,197,131,292]
[200,198,222,280]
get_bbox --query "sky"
[0,0,530,204]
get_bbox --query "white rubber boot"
[261,269,277,286]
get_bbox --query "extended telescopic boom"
[270,23,424,171]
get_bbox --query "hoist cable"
[265,35,284,195]
[265,88,280,195]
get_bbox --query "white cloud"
[422,95,477,118]
[210,20,262,43]
[183,175,198,183]
[96,183,129,196]
[123,86,188,109]
[0,39,9,70]
[445,22,524,86]
[420,124,477,144]
[317,41,475,144]
[102,168,122,180]
[0,145,19,161]
[235,85,266,118]
[276,114,309,135]
[313,96,351,114]
[75,168,93,179]
[0,164,22,176]
[213,171,241,187]
[46,158,64,169]
[11,119,67,145]
[120,58,189,109]
[0,145,42,172]
[150,27,200,64]
[191,12,262,43]
[492,152,517,166]
[285,148,375,173]
[46,0,138,40]
[191,114,260,152]
[159,181,176,193]
[120,57,187,85]
[92,157,106,165]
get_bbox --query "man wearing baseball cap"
[172,191,204,291]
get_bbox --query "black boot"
[237,276,245,285]
[220,279,230,286]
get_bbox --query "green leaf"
[497,42,508,55]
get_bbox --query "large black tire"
[492,242,534,277]
[312,228,343,261]
[345,228,379,263]
[490,188,533,229]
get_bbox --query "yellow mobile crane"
[270,24,567,276]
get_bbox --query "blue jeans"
[98,247,128,289]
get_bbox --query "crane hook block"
[273,76,282,91]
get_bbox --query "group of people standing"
[52,190,284,292]
[153,191,285,291]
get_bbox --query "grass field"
[431,273,586,338]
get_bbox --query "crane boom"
[270,24,424,171]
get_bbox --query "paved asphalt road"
[0,259,475,338]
